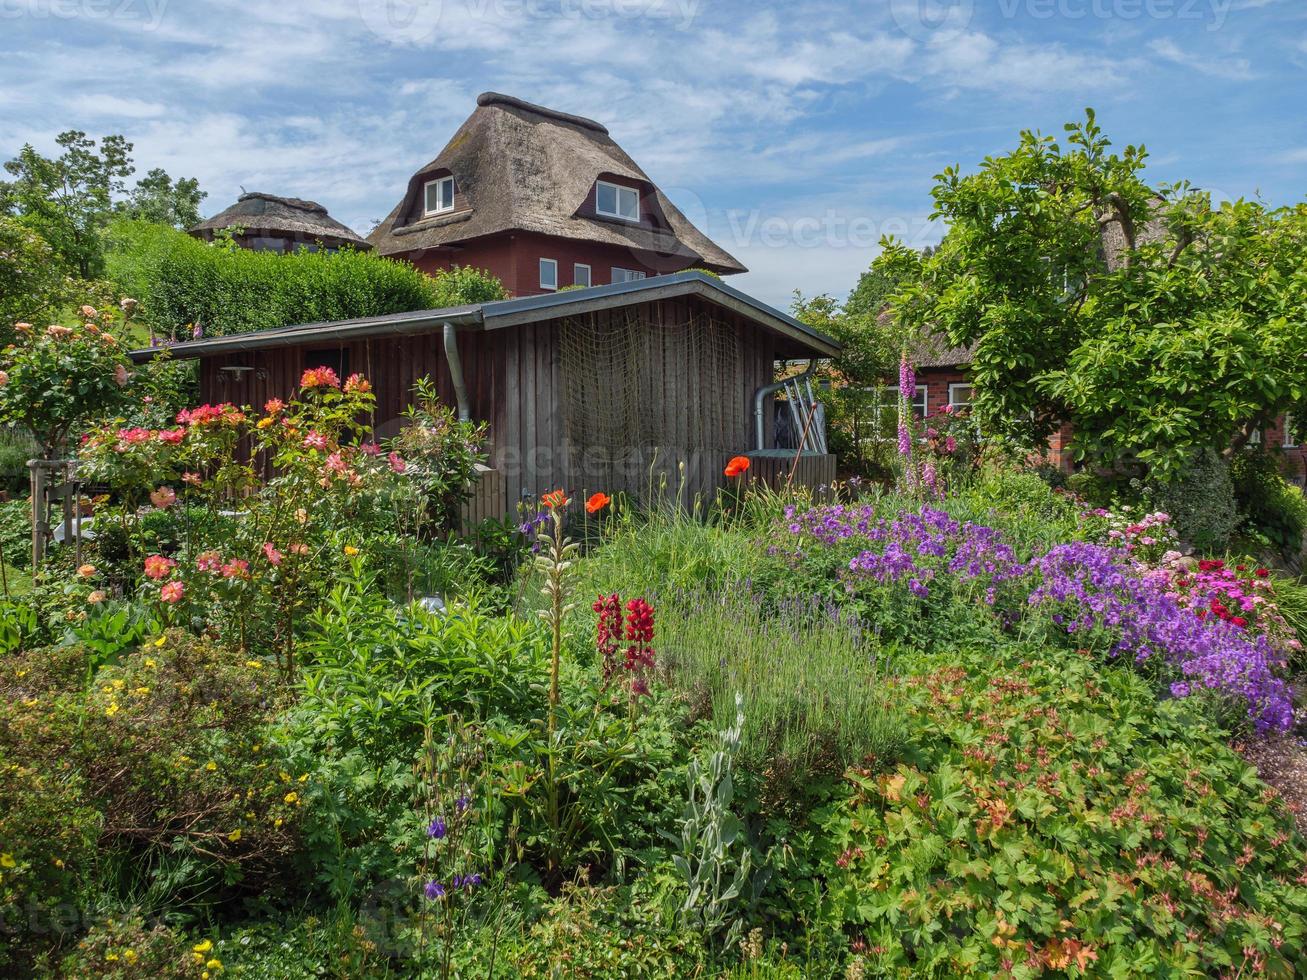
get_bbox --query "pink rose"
[143,554,176,580]
[160,581,185,603]
[262,542,283,566]
[388,452,407,474]
[114,363,130,387]
[150,486,177,509]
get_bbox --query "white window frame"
[538,258,558,291]
[596,180,639,222]
[573,263,591,288]
[1249,428,1263,446]
[612,267,646,284]
[948,383,974,410]
[423,175,455,217]
[1284,414,1298,449]
[862,385,929,442]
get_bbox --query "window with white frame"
[1284,415,1298,449]
[423,175,455,216]
[539,258,558,291]
[1249,427,1263,446]
[573,263,591,288]
[596,180,639,221]
[869,385,929,441]
[612,267,646,284]
[948,383,974,410]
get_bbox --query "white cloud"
[1148,38,1255,80]
[68,94,167,119]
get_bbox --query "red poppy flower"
[541,489,569,510]
[724,455,751,478]
[586,492,611,514]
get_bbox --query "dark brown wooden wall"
[197,295,786,512]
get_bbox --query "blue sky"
[2,0,1304,308]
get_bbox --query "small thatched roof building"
[189,192,370,254]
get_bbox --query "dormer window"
[424,176,455,216]
[596,180,639,222]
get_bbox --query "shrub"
[1146,447,1239,553]
[105,220,506,339]
[0,428,36,494]
[817,644,1307,975]
[1232,448,1307,558]
[0,632,300,965]
[0,218,79,346]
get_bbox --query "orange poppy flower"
[586,492,611,514]
[541,489,570,510]
[724,455,751,478]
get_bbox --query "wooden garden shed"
[130,271,838,517]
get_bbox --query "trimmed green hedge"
[104,220,505,338]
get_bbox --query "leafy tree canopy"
[0,131,204,280]
[879,109,1307,479]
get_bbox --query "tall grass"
[658,588,905,788]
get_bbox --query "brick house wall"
[409,229,692,297]
[912,366,1307,483]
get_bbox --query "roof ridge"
[475,91,609,135]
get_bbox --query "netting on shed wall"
[560,310,742,467]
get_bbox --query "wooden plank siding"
[195,295,830,519]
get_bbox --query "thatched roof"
[1098,193,1170,272]
[367,92,746,274]
[875,308,973,369]
[190,192,370,248]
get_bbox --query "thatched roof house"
[189,192,370,253]
[368,92,745,295]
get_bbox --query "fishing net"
[560,310,741,491]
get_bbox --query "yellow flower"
[123,950,137,963]
[205,761,218,771]
[227,829,242,842]
[256,417,273,429]
[106,952,119,961]
[279,771,291,782]
[245,660,263,669]
[144,657,158,668]
[193,939,213,953]
[154,635,166,647]
[111,679,125,690]
[104,703,120,717]
[298,773,308,783]
[1,853,15,868]
[53,857,64,868]
[283,792,298,804]
[344,545,359,556]
[132,686,150,697]
[274,817,283,829]
[206,958,223,971]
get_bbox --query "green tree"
[1,131,204,279]
[117,168,206,228]
[880,109,1307,478]
[0,131,134,278]
[0,218,76,341]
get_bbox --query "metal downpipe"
[443,321,471,422]
[753,359,817,452]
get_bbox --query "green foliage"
[388,377,489,533]
[659,589,905,792]
[0,429,35,494]
[1146,446,1239,552]
[0,632,299,968]
[0,218,78,344]
[886,108,1307,478]
[817,643,1307,976]
[1231,449,1307,558]
[1,130,135,279]
[116,168,206,229]
[0,307,135,455]
[105,220,505,339]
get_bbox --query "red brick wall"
[408,230,703,297]
[912,365,1307,481]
